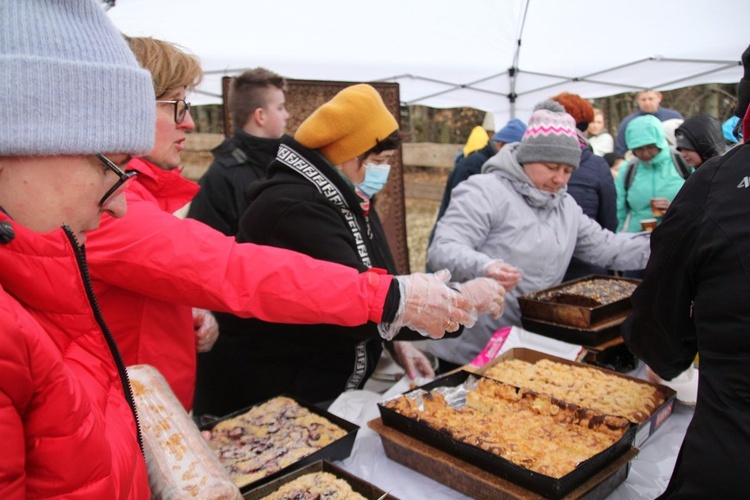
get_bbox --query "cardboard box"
[477,348,676,447]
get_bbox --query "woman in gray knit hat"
[427,100,652,371]
[0,0,156,497]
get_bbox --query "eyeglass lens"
[175,99,190,124]
[96,154,137,206]
[156,99,191,124]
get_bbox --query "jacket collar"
[128,158,199,213]
[0,211,83,317]
[231,127,282,155]
[482,143,567,210]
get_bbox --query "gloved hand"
[193,308,219,353]
[455,277,506,319]
[379,269,476,340]
[389,341,436,379]
[483,260,522,291]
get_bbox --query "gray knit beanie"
[516,100,581,169]
[0,0,155,156]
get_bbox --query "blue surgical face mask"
[357,163,391,197]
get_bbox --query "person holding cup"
[615,115,692,234]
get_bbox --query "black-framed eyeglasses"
[96,153,138,206]
[156,98,192,124]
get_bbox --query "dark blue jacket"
[436,142,495,222]
[564,146,618,280]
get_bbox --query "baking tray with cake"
[476,348,677,447]
[368,418,638,499]
[242,460,398,500]
[199,395,359,493]
[518,275,640,330]
[377,371,637,499]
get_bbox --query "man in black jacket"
[622,141,750,498]
[187,68,288,236]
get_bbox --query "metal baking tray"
[478,348,677,447]
[520,313,626,346]
[378,371,636,499]
[242,460,398,500]
[518,275,640,328]
[200,395,359,493]
[370,418,638,499]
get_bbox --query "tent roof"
[108,0,748,124]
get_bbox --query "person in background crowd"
[551,92,618,281]
[721,116,741,145]
[188,68,287,236]
[622,133,750,499]
[84,37,477,412]
[661,118,685,149]
[427,100,650,370]
[615,90,684,155]
[429,118,527,252]
[616,115,692,234]
[455,125,491,164]
[586,107,614,156]
[196,85,506,413]
[0,1,156,496]
[731,44,750,141]
[604,152,626,179]
[674,115,726,168]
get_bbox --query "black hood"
[675,115,726,162]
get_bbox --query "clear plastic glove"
[455,277,506,319]
[379,269,476,341]
[193,308,219,353]
[389,341,436,379]
[483,259,522,291]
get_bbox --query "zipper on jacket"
[63,227,144,456]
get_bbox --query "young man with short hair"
[187,68,289,235]
[614,90,684,155]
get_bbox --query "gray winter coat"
[426,143,650,365]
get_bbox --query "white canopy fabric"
[108,0,748,124]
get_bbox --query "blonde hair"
[124,35,203,98]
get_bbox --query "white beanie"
[0,0,155,156]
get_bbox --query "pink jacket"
[86,159,393,410]
[0,215,149,499]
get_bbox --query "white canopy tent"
[108,0,748,124]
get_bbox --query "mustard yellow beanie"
[295,84,399,165]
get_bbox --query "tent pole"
[508,0,530,119]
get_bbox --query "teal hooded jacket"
[615,115,692,232]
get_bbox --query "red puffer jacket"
[86,159,393,410]
[0,215,149,499]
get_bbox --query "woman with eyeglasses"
[83,36,479,413]
[0,2,156,497]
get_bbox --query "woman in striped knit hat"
[427,99,651,371]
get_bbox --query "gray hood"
[481,142,568,210]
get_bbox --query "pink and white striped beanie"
[516,100,581,169]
